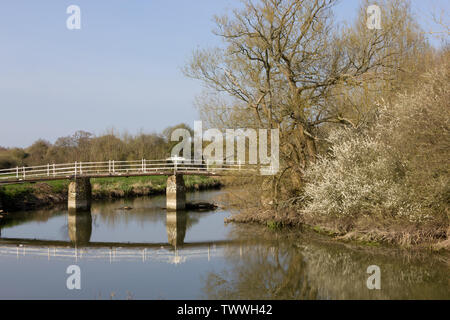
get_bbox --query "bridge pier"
[68,177,92,211]
[166,175,186,211]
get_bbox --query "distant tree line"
[0,123,193,169]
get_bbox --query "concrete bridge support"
[166,175,186,211]
[68,177,92,211]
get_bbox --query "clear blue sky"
[0,0,447,147]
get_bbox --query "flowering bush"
[303,61,449,223]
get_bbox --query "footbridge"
[0,159,258,210]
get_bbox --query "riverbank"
[0,176,222,212]
[225,208,449,251]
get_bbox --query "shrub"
[303,60,449,223]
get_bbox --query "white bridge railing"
[0,159,257,183]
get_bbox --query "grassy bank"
[0,175,222,212]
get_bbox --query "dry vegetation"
[301,60,449,247]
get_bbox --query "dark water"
[0,190,448,300]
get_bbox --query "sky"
[0,0,448,148]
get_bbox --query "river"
[0,190,448,299]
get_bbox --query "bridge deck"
[0,159,257,185]
[0,171,227,185]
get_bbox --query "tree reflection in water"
[203,225,450,300]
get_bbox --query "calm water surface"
[0,190,448,299]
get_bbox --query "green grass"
[267,220,283,230]
[0,180,68,197]
[90,175,218,193]
[91,175,214,186]
[310,225,338,237]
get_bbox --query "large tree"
[184,0,426,201]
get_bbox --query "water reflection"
[65,209,188,248]
[166,211,187,247]
[202,226,450,300]
[0,191,448,299]
[68,209,92,245]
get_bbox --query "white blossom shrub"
[303,61,449,223]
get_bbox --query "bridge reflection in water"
[68,209,188,247]
[166,211,187,248]
[0,209,238,265]
[68,209,92,245]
